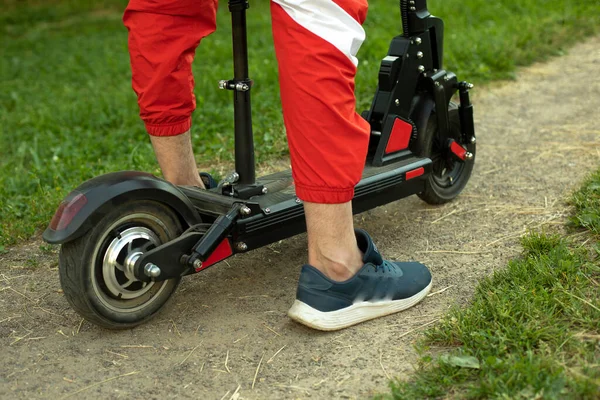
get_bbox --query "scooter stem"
[229,0,256,185]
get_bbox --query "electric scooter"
[43,0,476,329]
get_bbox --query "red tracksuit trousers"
[123,0,370,203]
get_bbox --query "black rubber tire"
[416,102,476,204]
[58,200,183,329]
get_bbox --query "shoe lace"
[373,260,396,273]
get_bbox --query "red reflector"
[385,118,413,154]
[406,167,425,180]
[450,141,467,160]
[49,193,88,231]
[196,239,233,271]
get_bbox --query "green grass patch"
[1,0,599,245]
[383,173,600,399]
[571,170,600,236]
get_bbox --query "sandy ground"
[1,37,599,400]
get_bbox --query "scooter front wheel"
[417,102,475,204]
[58,200,183,329]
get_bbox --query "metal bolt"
[144,263,161,278]
[225,171,239,183]
[193,259,203,269]
[466,82,474,89]
[444,75,450,81]
[449,176,454,185]
[395,99,400,106]
[415,37,422,45]
[465,152,474,160]
[235,242,248,252]
[235,82,249,91]
[218,80,228,89]
[265,208,271,214]
[435,81,441,87]
[410,6,416,11]
[417,65,425,73]
[416,51,423,59]
[295,197,302,204]
[240,206,252,216]
[470,136,477,144]
[409,0,415,4]
[262,187,268,194]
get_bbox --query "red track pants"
[123,0,370,203]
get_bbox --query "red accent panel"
[406,167,425,180]
[385,118,413,154]
[450,141,467,160]
[196,239,233,272]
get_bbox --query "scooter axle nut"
[144,263,161,278]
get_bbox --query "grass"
[1,0,600,245]
[383,172,600,399]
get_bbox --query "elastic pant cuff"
[145,118,192,137]
[295,184,354,204]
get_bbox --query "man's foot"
[288,230,432,331]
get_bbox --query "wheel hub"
[102,227,159,300]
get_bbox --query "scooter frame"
[44,0,475,289]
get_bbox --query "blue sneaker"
[288,229,432,331]
[199,172,218,189]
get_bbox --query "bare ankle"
[309,247,363,281]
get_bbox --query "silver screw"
[415,37,422,45]
[444,75,450,81]
[193,259,203,269]
[470,136,477,144]
[466,83,474,89]
[417,65,425,73]
[295,197,302,204]
[262,187,268,194]
[265,208,271,214]
[435,81,441,87]
[218,80,228,89]
[224,171,239,183]
[416,51,423,59]
[235,242,248,251]
[240,206,252,216]
[410,6,416,11]
[410,0,415,4]
[465,152,474,160]
[395,99,400,106]
[144,263,161,278]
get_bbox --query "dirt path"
[2,38,599,400]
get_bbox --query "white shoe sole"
[288,281,432,331]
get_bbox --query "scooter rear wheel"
[417,102,475,204]
[58,200,182,329]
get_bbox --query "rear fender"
[43,171,201,244]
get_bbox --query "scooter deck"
[180,155,431,252]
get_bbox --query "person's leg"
[271,0,370,279]
[305,202,363,281]
[123,0,218,186]
[149,130,203,187]
[272,0,432,330]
